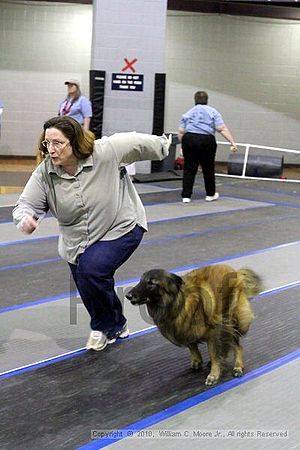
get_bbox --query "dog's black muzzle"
[125,290,147,306]
[125,291,135,304]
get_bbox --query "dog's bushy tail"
[217,268,262,358]
[227,267,262,338]
[199,282,222,327]
[237,268,263,298]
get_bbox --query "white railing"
[216,141,300,183]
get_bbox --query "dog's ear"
[170,273,183,288]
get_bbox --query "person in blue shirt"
[178,91,237,203]
[58,79,92,130]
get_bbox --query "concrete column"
[91,0,167,172]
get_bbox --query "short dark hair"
[194,91,208,105]
[37,116,95,160]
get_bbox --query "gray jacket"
[13,132,170,264]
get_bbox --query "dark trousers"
[181,132,217,198]
[69,225,144,339]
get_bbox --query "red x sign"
[121,57,138,73]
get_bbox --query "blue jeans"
[69,225,144,338]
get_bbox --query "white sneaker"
[86,330,108,351]
[107,323,130,344]
[205,192,219,202]
[182,198,191,203]
[86,323,130,350]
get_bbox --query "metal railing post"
[241,144,250,177]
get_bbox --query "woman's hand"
[18,214,39,234]
[161,133,172,156]
[162,133,172,145]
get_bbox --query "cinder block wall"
[91,0,167,173]
[165,12,300,162]
[91,0,167,137]
[0,1,92,156]
[0,3,300,164]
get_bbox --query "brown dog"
[126,264,262,386]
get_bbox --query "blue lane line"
[2,187,300,227]
[0,208,243,243]
[0,348,87,380]
[0,279,299,381]
[0,327,156,380]
[148,203,275,224]
[220,181,300,197]
[221,193,300,210]
[77,349,300,449]
[0,194,278,241]
[0,193,261,223]
[1,240,300,314]
[143,212,300,244]
[205,176,300,197]
[0,257,61,272]
[2,200,299,252]
[2,211,299,272]
[0,203,265,244]
[0,291,78,314]
[145,189,300,211]
[259,279,300,296]
[169,240,300,274]
[0,234,58,247]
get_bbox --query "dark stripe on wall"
[152,73,166,136]
[89,70,106,139]
[152,72,166,173]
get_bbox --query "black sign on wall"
[112,73,144,91]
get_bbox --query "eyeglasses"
[41,140,70,152]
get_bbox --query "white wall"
[91,0,167,137]
[165,12,300,162]
[0,1,92,156]
[1,3,300,163]
[91,0,167,174]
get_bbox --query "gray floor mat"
[0,287,299,450]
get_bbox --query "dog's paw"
[205,374,219,386]
[191,359,202,370]
[232,367,244,378]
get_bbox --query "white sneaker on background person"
[205,192,219,202]
[182,198,191,203]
